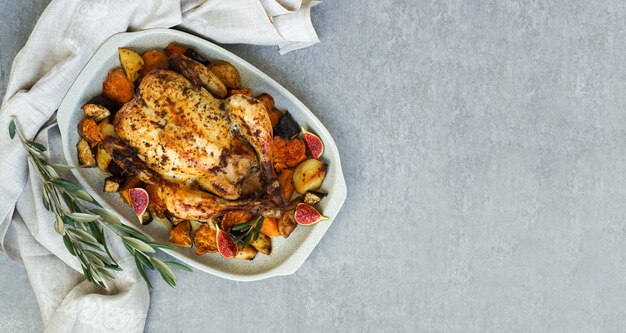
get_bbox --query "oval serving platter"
[57,28,346,281]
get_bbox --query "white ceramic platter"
[57,29,346,281]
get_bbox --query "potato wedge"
[272,136,307,172]
[249,233,271,255]
[98,118,117,138]
[235,244,258,260]
[77,139,96,167]
[141,50,169,77]
[208,60,241,89]
[169,221,192,248]
[194,223,218,255]
[293,159,327,194]
[221,211,253,230]
[103,68,134,104]
[260,216,280,237]
[78,117,103,147]
[103,177,122,192]
[81,104,110,122]
[278,209,297,238]
[118,48,144,82]
[96,146,112,172]
[277,169,295,201]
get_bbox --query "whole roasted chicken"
[108,54,284,221]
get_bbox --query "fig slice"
[215,227,238,259]
[128,188,149,217]
[302,128,324,159]
[294,203,328,225]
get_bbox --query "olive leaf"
[9,119,16,139]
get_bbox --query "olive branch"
[9,118,191,288]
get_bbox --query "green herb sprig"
[9,118,191,288]
[230,215,264,249]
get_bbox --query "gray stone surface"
[2,1,626,332]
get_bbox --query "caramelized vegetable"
[273,111,301,140]
[141,50,169,77]
[97,118,117,138]
[164,42,188,56]
[228,88,252,96]
[260,216,280,237]
[278,209,297,238]
[269,107,283,128]
[102,68,134,104]
[293,159,327,194]
[235,244,258,260]
[277,169,295,201]
[169,220,192,247]
[221,211,253,230]
[77,139,96,167]
[145,183,166,218]
[249,233,271,255]
[208,60,241,88]
[103,177,122,192]
[78,117,103,147]
[272,136,307,172]
[118,48,144,82]
[81,104,110,122]
[194,223,218,255]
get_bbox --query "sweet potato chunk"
[141,50,169,77]
[228,88,252,97]
[78,117,103,147]
[272,136,307,172]
[268,107,283,128]
[102,68,134,104]
[164,42,188,56]
[260,216,280,237]
[194,223,217,255]
[277,169,295,201]
[221,211,253,230]
[169,220,192,248]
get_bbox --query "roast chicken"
[110,54,285,221]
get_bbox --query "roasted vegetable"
[119,176,142,204]
[85,95,119,114]
[96,146,113,172]
[234,244,258,260]
[97,118,117,138]
[249,233,271,255]
[269,107,283,128]
[78,117,103,147]
[277,169,295,201]
[81,104,111,122]
[273,111,301,139]
[169,220,192,247]
[145,183,166,218]
[103,177,122,192]
[293,159,327,194]
[164,42,188,56]
[102,68,134,104]
[272,136,307,172]
[227,88,252,96]
[194,223,218,255]
[141,50,169,77]
[221,211,253,230]
[304,191,326,205]
[118,48,144,82]
[278,209,297,238]
[107,160,126,178]
[184,48,209,65]
[260,216,280,237]
[77,139,96,167]
[256,93,274,112]
[207,60,241,88]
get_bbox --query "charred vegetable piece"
[107,160,126,178]
[277,169,295,201]
[141,50,169,77]
[221,211,254,231]
[103,177,122,192]
[273,111,301,140]
[194,223,218,255]
[268,107,283,128]
[260,216,280,237]
[293,159,327,194]
[256,93,274,112]
[86,95,120,114]
[164,42,188,56]
[118,48,144,82]
[96,146,113,172]
[249,232,271,255]
[234,244,258,260]
[278,209,297,238]
[78,117,103,147]
[228,88,252,97]
[169,220,192,247]
[272,136,307,172]
[81,104,111,122]
[208,60,241,88]
[102,68,134,104]
[184,48,209,65]
[303,191,327,205]
[77,139,96,167]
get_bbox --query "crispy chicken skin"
[114,63,284,220]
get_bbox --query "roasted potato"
[164,42,188,56]
[278,209,297,238]
[194,223,218,255]
[235,244,258,260]
[272,136,307,172]
[77,139,96,167]
[97,118,117,138]
[103,177,122,192]
[169,221,192,247]
[260,216,280,237]
[118,48,144,82]
[141,50,169,77]
[81,104,110,122]
[96,146,112,172]
[78,117,103,147]
[207,60,241,89]
[293,159,327,194]
[249,233,271,255]
[227,88,252,97]
[277,169,295,201]
[102,68,134,104]
[221,211,253,230]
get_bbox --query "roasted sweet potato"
[145,183,166,218]
[119,48,144,82]
[103,177,122,192]
[221,211,253,230]
[235,244,257,260]
[269,107,283,128]
[77,139,96,167]
[78,117,103,147]
[164,42,188,56]
[194,223,217,255]
[249,233,271,255]
[102,68,134,104]
[141,50,169,77]
[278,209,297,238]
[208,60,241,89]
[293,159,327,194]
[260,216,280,237]
[272,136,307,172]
[169,221,192,247]
[256,93,274,112]
[81,104,110,122]
[277,169,295,200]
[228,88,252,97]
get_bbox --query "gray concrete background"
[2,1,626,332]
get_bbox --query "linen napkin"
[0,0,320,332]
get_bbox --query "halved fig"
[128,188,149,217]
[302,128,324,159]
[216,228,238,259]
[294,203,328,225]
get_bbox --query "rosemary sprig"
[230,215,264,249]
[9,118,191,288]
